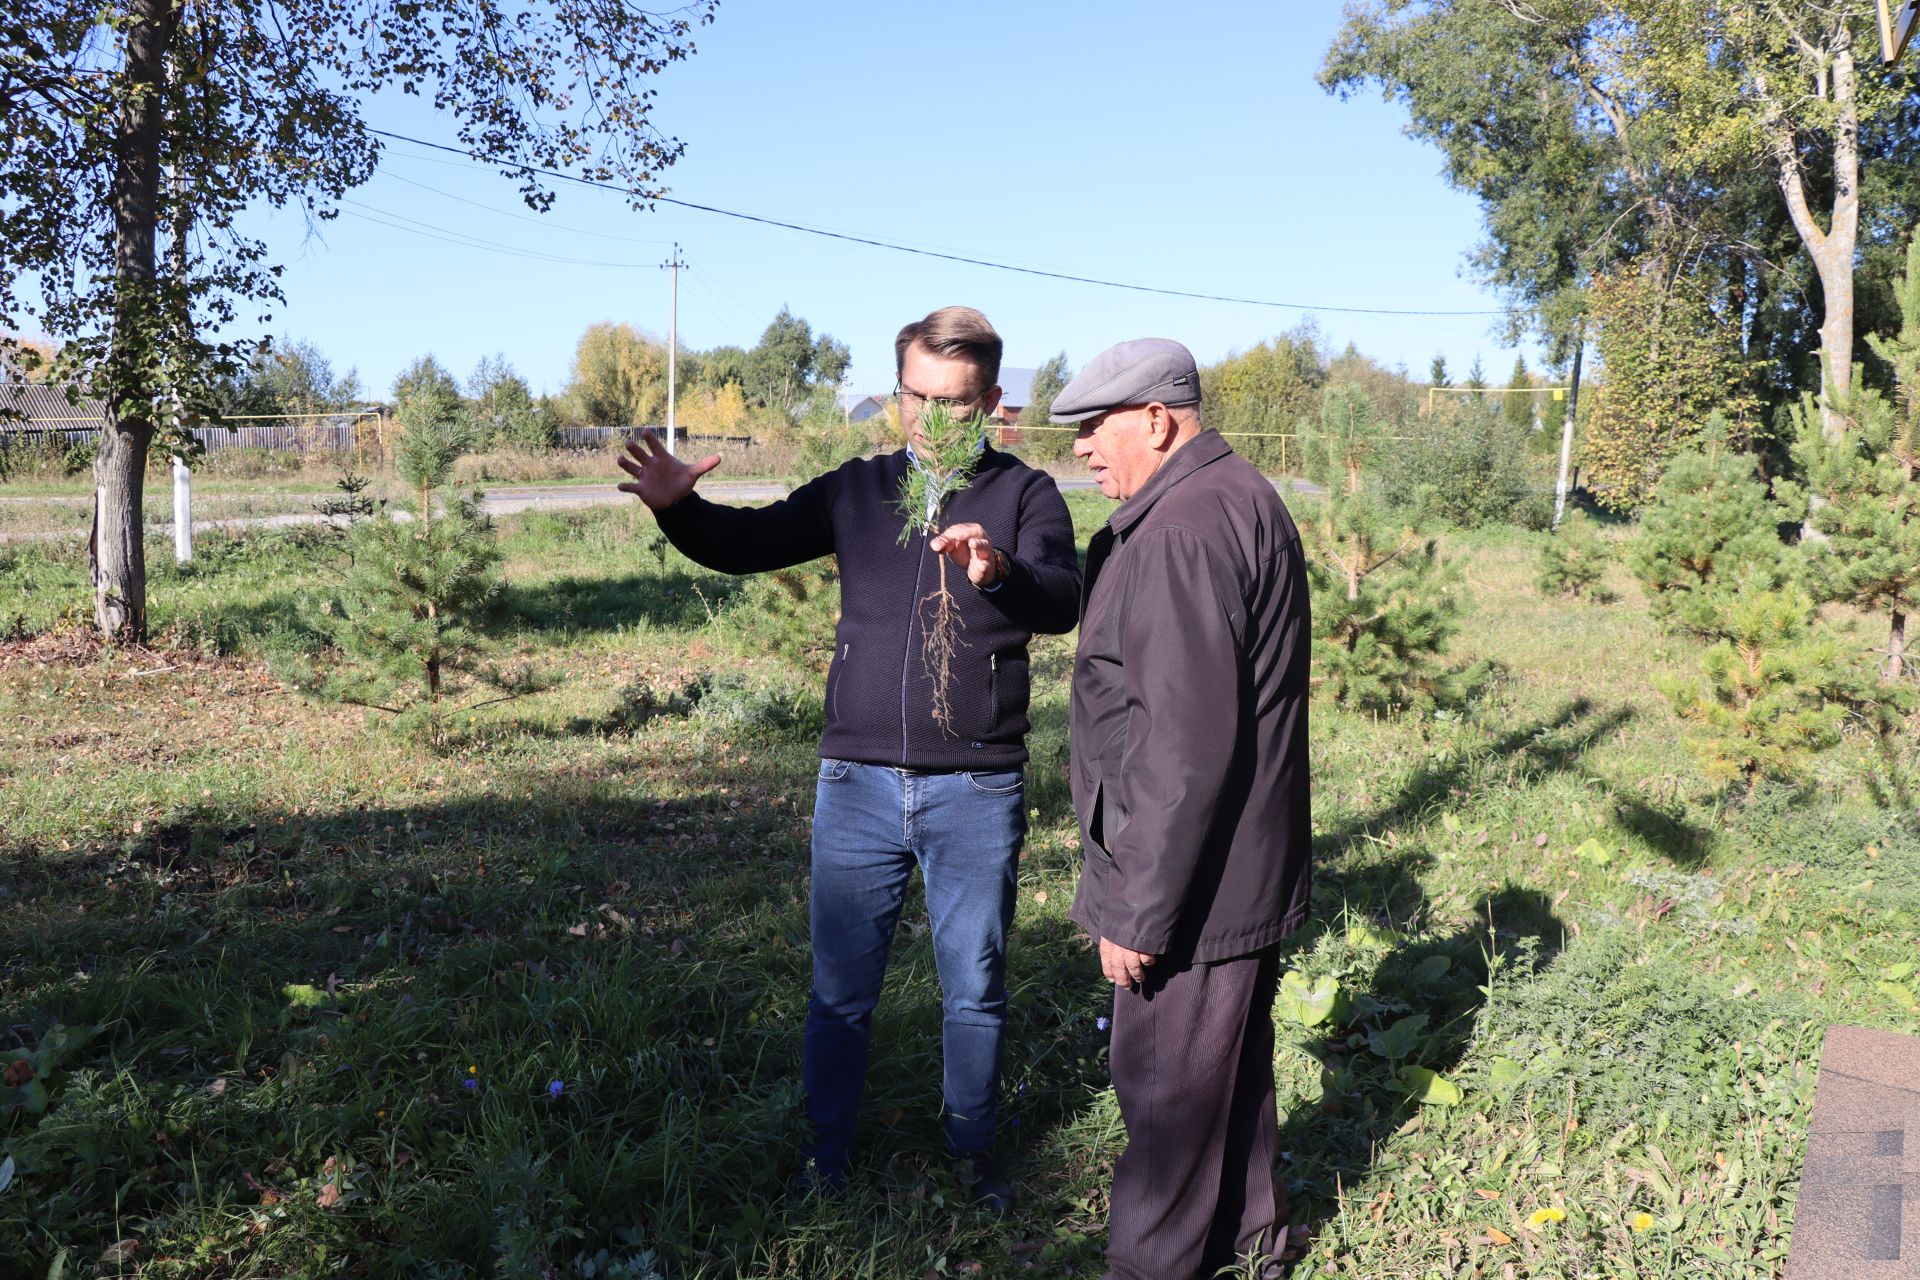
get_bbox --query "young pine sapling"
[896,401,987,734]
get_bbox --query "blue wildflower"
[547,1079,565,1098]
[461,1077,478,1092]
[1096,1016,1111,1032]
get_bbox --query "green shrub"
[1535,511,1608,599]
[285,393,544,741]
[691,671,825,740]
[1627,433,1792,638]
[1378,398,1535,528]
[1657,584,1844,799]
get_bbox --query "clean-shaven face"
[1072,406,1160,500]
[897,343,998,455]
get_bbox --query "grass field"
[1,492,1916,1278]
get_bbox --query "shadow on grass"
[1612,790,1714,867]
[1275,885,1565,1233]
[0,766,1111,1277]
[502,569,742,635]
[0,693,1626,1276]
[1320,698,1635,879]
[1259,698,1625,1238]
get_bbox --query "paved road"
[2,474,1325,542]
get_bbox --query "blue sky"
[249,2,1527,401]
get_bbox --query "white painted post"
[172,455,192,564]
[1551,320,1586,532]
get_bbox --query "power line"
[366,127,1515,318]
[377,168,677,246]
[338,200,653,269]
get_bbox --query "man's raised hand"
[616,429,721,511]
[930,521,1004,588]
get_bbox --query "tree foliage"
[675,380,751,440]
[1200,326,1327,471]
[1379,397,1541,529]
[1304,382,1392,495]
[561,322,670,428]
[1627,435,1792,638]
[895,402,986,735]
[3,0,714,638]
[224,338,363,418]
[1786,234,1920,680]
[1536,510,1609,600]
[292,394,540,741]
[1299,394,1486,711]
[467,354,553,450]
[1320,0,1920,414]
[1582,269,1761,511]
[744,307,849,416]
[1018,351,1073,462]
[558,308,849,433]
[1658,584,1845,800]
[1504,353,1535,433]
[391,355,462,415]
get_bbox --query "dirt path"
[0,475,1324,543]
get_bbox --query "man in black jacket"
[617,306,1081,1206]
[1053,338,1311,1280]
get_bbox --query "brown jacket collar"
[1106,429,1234,537]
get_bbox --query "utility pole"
[662,243,686,456]
[1552,316,1587,532]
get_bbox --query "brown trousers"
[1104,946,1287,1280]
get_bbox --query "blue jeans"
[802,758,1026,1170]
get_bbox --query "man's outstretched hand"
[930,521,1006,588]
[616,429,721,511]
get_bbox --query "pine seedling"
[1300,403,1485,711]
[1784,233,1920,681]
[896,400,987,734]
[314,468,376,527]
[1535,510,1608,599]
[1626,427,1792,639]
[290,398,542,743]
[1658,583,1845,800]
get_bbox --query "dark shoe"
[951,1151,1015,1215]
[788,1157,848,1202]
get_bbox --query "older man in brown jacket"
[1053,338,1311,1280]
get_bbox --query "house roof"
[0,383,107,427]
[996,367,1037,409]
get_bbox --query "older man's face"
[897,342,1000,455]
[1072,405,1159,500]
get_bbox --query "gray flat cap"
[1049,337,1201,423]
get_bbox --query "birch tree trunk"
[90,0,176,640]
[1763,22,1860,439]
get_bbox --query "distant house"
[987,367,1036,446]
[0,384,106,439]
[846,393,891,425]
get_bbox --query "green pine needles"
[1626,429,1792,639]
[289,392,542,742]
[1658,584,1845,801]
[1786,233,1920,682]
[1301,387,1487,712]
[1535,511,1609,600]
[896,401,987,734]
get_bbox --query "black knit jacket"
[654,447,1082,770]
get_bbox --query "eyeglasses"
[894,382,982,415]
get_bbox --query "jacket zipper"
[989,654,998,736]
[834,642,848,722]
[900,548,926,765]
